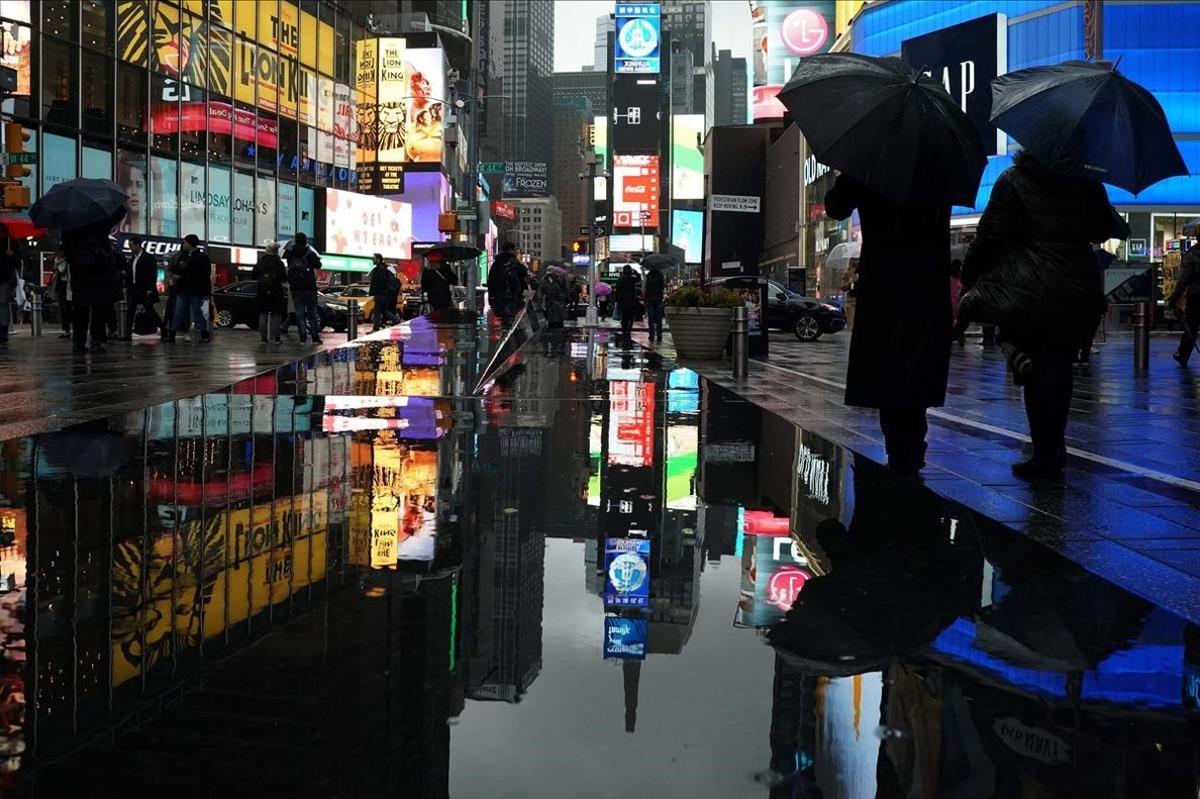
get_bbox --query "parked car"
[211,280,354,332]
[708,276,846,341]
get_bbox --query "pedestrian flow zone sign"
[710,194,760,213]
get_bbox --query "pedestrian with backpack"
[285,232,323,344]
[255,241,288,342]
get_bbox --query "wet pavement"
[1,318,1199,797]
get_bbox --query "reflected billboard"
[604,537,651,607]
[604,615,648,659]
[736,516,810,628]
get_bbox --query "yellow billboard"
[110,491,329,687]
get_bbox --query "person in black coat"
[367,253,392,330]
[63,220,125,354]
[614,264,641,345]
[961,152,1129,479]
[825,174,953,478]
[285,232,322,344]
[421,261,458,321]
[167,234,212,343]
[1169,243,1200,367]
[487,242,527,321]
[128,236,162,335]
[643,266,666,343]
[254,242,288,342]
[0,229,19,344]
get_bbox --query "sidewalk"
[691,331,1200,621]
[0,329,337,440]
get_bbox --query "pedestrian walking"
[643,265,665,343]
[285,232,323,344]
[128,236,162,336]
[166,234,212,343]
[538,266,570,329]
[49,245,71,338]
[421,260,458,322]
[254,241,287,342]
[614,264,641,345]
[0,228,19,344]
[960,151,1129,480]
[487,242,526,322]
[825,175,953,477]
[367,253,391,330]
[1170,242,1200,367]
[63,220,125,354]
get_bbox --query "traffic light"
[4,121,30,179]
[571,237,587,254]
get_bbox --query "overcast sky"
[553,0,752,72]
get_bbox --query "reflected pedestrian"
[166,234,212,344]
[285,232,323,345]
[254,241,287,342]
[1170,241,1200,367]
[63,219,124,354]
[961,151,1129,479]
[367,252,391,330]
[825,174,952,478]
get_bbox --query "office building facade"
[502,0,554,168]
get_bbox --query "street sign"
[1104,266,1154,302]
[580,225,604,235]
[479,162,505,174]
[710,194,761,213]
[457,210,477,221]
[580,226,591,235]
[4,152,35,165]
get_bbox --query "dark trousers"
[170,293,209,334]
[645,300,664,340]
[73,303,112,349]
[130,294,161,335]
[1177,300,1200,363]
[1022,348,1075,464]
[371,294,388,329]
[293,290,321,340]
[619,304,635,340]
[879,406,929,472]
[58,296,71,332]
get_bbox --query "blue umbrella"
[30,177,128,231]
[990,60,1188,195]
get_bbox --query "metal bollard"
[1133,301,1151,371]
[29,291,43,337]
[732,306,749,379]
[346,299,359,340]
[116,299,129,339]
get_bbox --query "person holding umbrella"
[780,54,988,477]
[614,264,641,346]
[367,253,392,331]
[421,256,458,322]
[62,217,125,354]
[1169,243,1200,367]
[640,254,671,344]
[537,264,570,329]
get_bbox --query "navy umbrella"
[777,53,987,206]
[990,60,1188,195]
[30,177,128,231]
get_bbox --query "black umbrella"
[423,242,483,263]
[30,177,128,231]
[990,60,1188,195]
[777,53,987,206]
[639,253,675,271]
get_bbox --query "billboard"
[736,517,810,628]
[325,188,413,259]
[613,154,660,229]
[612,75,661,155]
[750,1,836,121]
[608,378,656,466]
[503,161,549,198]
[604,616,648,660]
[404,47,447,163]
[604,537,651,607]
[395,171,452,242]
[615,3,661,75]
[672,114,704,200]
[671,209,703,263]
[593,115,608,201]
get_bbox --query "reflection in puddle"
[0,329,1195,796]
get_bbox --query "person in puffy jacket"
[1168,243,1200,367]
[961,151,1129,480]
[825,173,953,479]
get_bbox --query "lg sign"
[781,8,829,57]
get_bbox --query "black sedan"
[211,281,355,333]
[709,277,846,342]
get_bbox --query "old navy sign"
[901,13,1008,157]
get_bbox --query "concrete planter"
[665,306,732,360]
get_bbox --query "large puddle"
[0,323,1196,797]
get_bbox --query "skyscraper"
[503,0,556,170]
[712,47,748,127]
[550,97,594,251]
[661,0,712,121]
[593,14,615,71]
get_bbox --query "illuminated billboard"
[672,114,704,200]
[325,188,413,259]
[612,75,661,155]
[608,379,656,467]
[671,209,703,263]
[613,154,660,229]
[735,515,810,628]
[593,115,608,201]
[750,1,836,121]
[404,47,448,163]
[604,616,648,660]
[615,3,661,74]
[604,538,651,607]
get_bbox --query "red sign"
[752,84,787,122]
[766,565,810,610]
[613,154,659,229]
[781,8,830,57]
[491,200,516,221]
[152,101,278,147]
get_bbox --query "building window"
[42,38,76,127]
[42,0,76,40]
[117,64,147,144]
[81,0,112,53]
[81,50,114,137]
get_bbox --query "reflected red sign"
[767,564,810,610]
